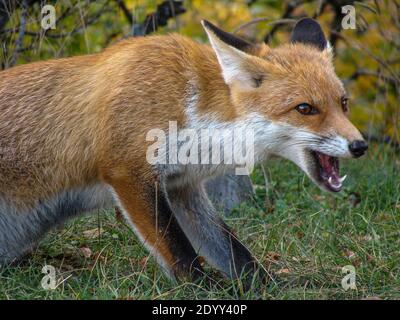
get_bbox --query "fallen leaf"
[366,254,375,262]
[140,257,149,268]
[197,256,206,266]
[115,207,124,222]
[265,251,281,262]
[344,249,356,260]
[296,231,304,239]
[83,228,104,239]
[343,250,361,266]
[276,268,290,275]
[79,246,92,258]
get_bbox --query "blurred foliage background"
[0,0,399,145]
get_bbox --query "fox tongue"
[317,153,341,190]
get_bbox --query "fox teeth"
[328,176,341,187]
[339,175,347,183]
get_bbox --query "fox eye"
[341,97,349,113]
[295,103,319,115]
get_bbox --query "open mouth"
[311,151,347,192]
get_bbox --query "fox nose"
[349,140,368,158]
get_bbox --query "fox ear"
[202,20,262,87]
[202,20,253,53]
[290,18,327,51]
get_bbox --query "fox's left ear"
[202,20,265,88]
[290,18,328,51]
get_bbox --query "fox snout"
[336,125,368,159]
[325,110,368,159]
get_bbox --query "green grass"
[0,143,399,299]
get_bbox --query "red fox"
[0,18,367,283]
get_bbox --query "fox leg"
[166,182,263,283]
[0,184,113,264]
[108,177,203,279]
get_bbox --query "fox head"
[202,18,367,193]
